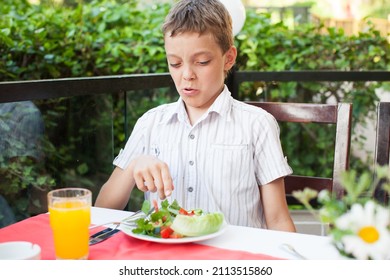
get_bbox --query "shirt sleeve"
[253,112,293,186]
[113,115,148,170]
[113,103,174,170]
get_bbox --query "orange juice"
[49,200,91,260]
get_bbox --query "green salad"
[131,199,225,239]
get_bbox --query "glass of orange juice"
[47,188,91,260]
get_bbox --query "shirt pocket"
[205,143,253,188]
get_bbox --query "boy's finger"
[134,176,147,192]
[157,187,166,200]
[143,173,157,192]
[161,168,173,197]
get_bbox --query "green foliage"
[0,0,388,218]
[0,0,169,80]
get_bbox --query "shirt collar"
[208,85,232,119]
[160,85,233,124]
[158,98,185,125]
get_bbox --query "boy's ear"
[224,46,237,71]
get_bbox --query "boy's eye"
[169,63,181,68]
[198,60,210,65]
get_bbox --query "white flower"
[317,190,330,203]
[335,201,390,260]
[319,207,333,223]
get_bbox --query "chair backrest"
[374,102,390,204]
[246,101,353,204]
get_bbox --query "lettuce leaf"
[170,212,225,237]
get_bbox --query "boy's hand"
[131,155,174,199]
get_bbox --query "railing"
[0,73,174,103]
[228,70,390,99]
[2,71,389,102]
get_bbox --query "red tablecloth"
[0,214,283,260]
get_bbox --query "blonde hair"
[162,0,234,54]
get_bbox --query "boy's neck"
[185,106,207,126]
[183,85,225,125]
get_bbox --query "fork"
[89,207,154,229]
[88,207,155,245]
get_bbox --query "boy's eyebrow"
[166,51,214,58]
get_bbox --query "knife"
[89,227,120,246]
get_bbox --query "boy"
[95,0,296,232]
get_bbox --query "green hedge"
[0,0,169,80]
[1,1,388,79]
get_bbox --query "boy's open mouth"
[183,87,198,96]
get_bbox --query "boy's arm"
[94,166,136,210]
[95,155,174,209]
[260,177,296,232]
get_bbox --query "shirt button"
[189,134,195,140]
[187,187,194,192]
[189,160,194,166]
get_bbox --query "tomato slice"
[160,226,174,238]
[179,208,188,215]
[179,208,196,216]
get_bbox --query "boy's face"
[164,32,236,115]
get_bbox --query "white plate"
[120,223,227,244]
[0,241,41,260]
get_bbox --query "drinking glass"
[48,188,91,260]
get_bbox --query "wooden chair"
[373,102,390,204]
[246,102,353,204]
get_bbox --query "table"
[92,207,341,260]
[0,207,342,260]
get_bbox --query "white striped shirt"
[114,86,292,228]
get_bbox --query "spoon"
[280,243,307,260]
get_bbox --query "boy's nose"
[183,67,195,81]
